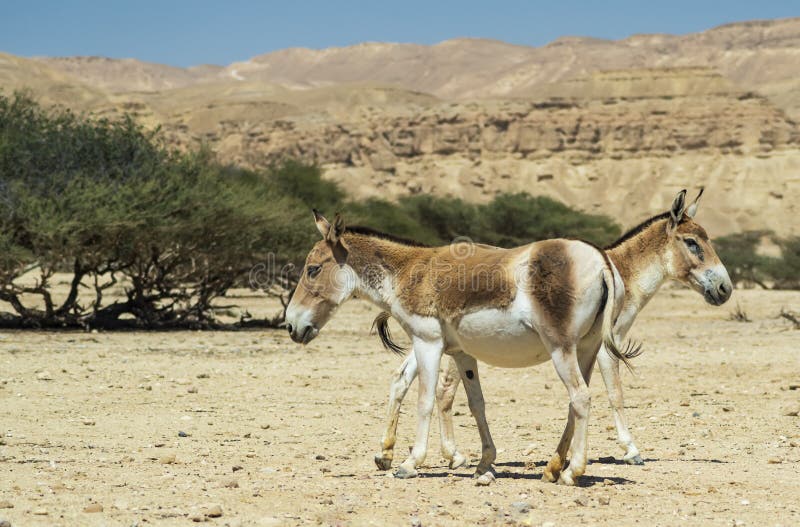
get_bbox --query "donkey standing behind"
[285,209,639,485]
[372,189,733,475]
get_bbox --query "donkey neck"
[606,219,671,310]
[342,232,424,311]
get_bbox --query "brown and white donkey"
[372,188,733,477]
[285,203,641,485]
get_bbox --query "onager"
[285,210,639,485]
[373,188,733,475]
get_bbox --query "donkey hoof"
[393,465,418,479]
[474,471,496,486]
[449,452,468,470]
[542,455,563,483]
[374,454,393,471]
[542,467,559,483]
[624,454,644,465]
[556,472,576,486]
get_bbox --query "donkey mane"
[605,212,683,250]
[346,225,431,248]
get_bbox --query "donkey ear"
[328,213,346,244]
[669,189,687,227]
[313,209,331,239]
[685,187,705,219]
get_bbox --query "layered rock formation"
[2,18,799,236]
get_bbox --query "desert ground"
[0,288,798,526]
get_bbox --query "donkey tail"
[599,258,638,372]
[371,312,406,356]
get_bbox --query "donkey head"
[285,210,356,344]
[663,189,732,306]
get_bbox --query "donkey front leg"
[451,352,497,485]
[436,356,467,469]
[375,351,418,470]
[394,338,443,479]
[597,345,643,465]
[547,344,592,486]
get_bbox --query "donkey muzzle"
[288,324,318,344]
[703,279,732,306]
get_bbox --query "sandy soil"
[0,288,799,526]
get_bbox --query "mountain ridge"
[2,17,799,236]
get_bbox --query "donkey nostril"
[718,283,730,296]
[287,324,293,334]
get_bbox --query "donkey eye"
[306,265,322,278]
[684,239,704,260]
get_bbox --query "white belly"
[448,307,551,368]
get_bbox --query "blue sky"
[1,1,797,67]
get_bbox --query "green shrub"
[479,193,621,248]
[767,236,800,289]
[0,92,313,327]
[714,231,775,289]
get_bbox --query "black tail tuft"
[622,340,644,360]
[371,312,406,356]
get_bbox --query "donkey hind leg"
[394,338,444,479]
[436,355,467,469]
[542,343,596,483]
[545,344,593,486]
[375,351,418,470]
[597,345,643,465]
[451,352,497,486]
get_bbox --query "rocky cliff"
[2,18,800,236]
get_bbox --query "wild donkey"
[285,209,640,486]
[372,189,733,476]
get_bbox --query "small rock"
[599,496,611,505]
[315,454,326,461]
[544,383,552,390]
[159,453,177,464]
[260,424,270,430]
[83,503,103,513]
[32,509,48,515]
[574,496,589,507]
[0,502,11,509]
[82,419,95,426]
[204,504,223,518]
[196,373,210,379]
[722,406,734,412]
[189,512,206,522]
[692,411,701,418]
[0,518,10,527]
[178,431,189,438]
[232,465,244,472]
[223,479,239,488]
[187,386,198,394]
[767,457,783,464]
[36,371,53,381]
[783,405,800,417]
[511,501,531,514]
[602,478,615,486]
